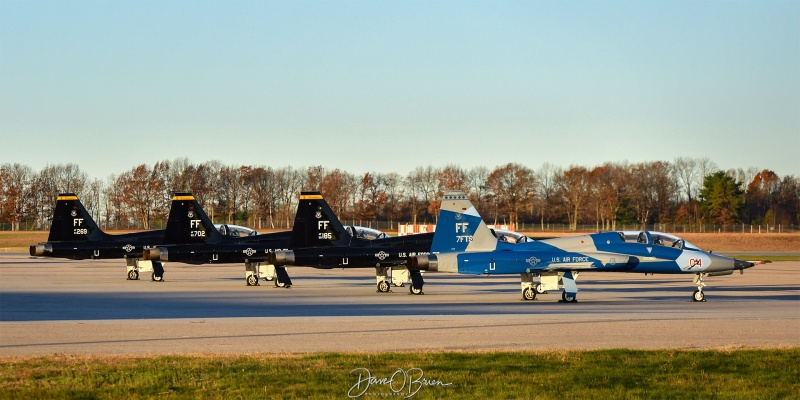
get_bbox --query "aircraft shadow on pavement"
[2,287,795,322]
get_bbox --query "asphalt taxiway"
[0,253,798,356]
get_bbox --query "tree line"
[1,157,798,232]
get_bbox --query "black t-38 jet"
[267,192,435,294]
[30,192,284,282]
[146,191,435,293]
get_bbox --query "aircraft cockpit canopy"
[215,224,258,237]
[491,228,531,243]
[346,226,389,240]
[619,231,700,251]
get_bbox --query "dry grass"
[0,231,47,250]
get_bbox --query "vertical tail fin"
[431,190,497,253]
[288,191,351,248]
[47,193,107,242]
[163,192,222,244]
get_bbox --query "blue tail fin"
[431,191,498,253]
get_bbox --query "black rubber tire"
[523,287,536,301]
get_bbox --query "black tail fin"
[47,193,107,242]
[288,191,351,248]
[163,192,222,245]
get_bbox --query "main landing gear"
[272,265,292,288]
[243,263,290,288]
[150,261,165,282]
[125,258,164,282]
[375,267,424,294]
[521,271,579,302]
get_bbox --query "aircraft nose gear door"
[273,266,292,288]
[409,270,424,295]
[151,261,165,282]
[559,271,579,303]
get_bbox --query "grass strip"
[1,349,798,399]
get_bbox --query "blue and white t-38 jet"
[408,191,759,302]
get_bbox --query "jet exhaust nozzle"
[145,247,167,261]
[268,250,295,265]
[409,254,438,271]
[30,243,52,256]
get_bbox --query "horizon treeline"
[1,157,798,232]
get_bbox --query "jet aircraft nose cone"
[734,259,755,270]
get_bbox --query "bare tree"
[0,164,33,230]
[487,163,535,229]
[116,164,165,229]
[591,162,629,231]
[466,166,490,212]
[535,163,558,230]
[405,166,439,224]
[319,169,356,220]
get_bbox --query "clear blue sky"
[2,0,798,180]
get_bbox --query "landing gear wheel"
[127,270,139,280]
[151,272,164,282]
[522,287,536,301]
[561,291,576,302]
[409,285,423,295]
[377,280,390,293]
[275,280,288,288]
[264,276,274,282]
[246,274,258,286]
[692,290,706,302]
[535,283,547,294]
